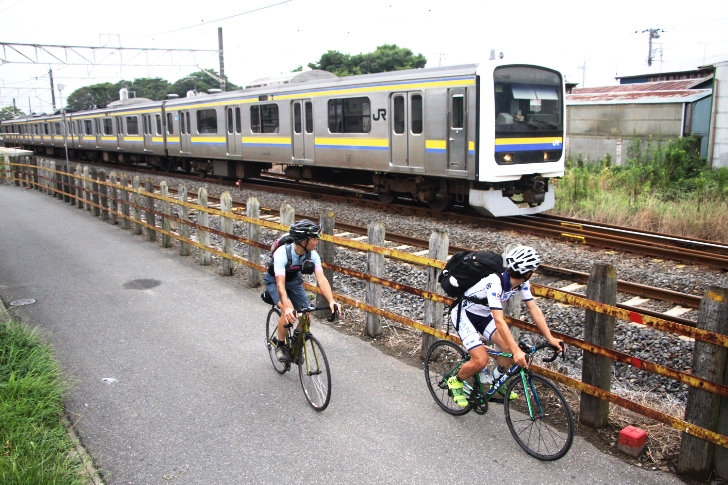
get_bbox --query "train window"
[67,122,73,135]
[197,109,218,134]
[227,108,234,134]
[54,123,61,135]
[103,118,113,135]
[393,96,405,134]
[44,123,50,135]
[142,115,149,135]
[84,120,93,135]
[293,102,302,134]
[411,95,423,134]
[116,117,122,135]
[180,112,186,134]
[451,95,464,129]
[167,113,174,134]
[261,104,279,133]
[250,106,260,133]
[126,116,138,135]
[235,107,241,134]
[328,97,370,133]
[156,114,162,135]
[305,102,313,134]
[185,112,191,135]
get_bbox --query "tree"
[66,82,118,111]
[168,70,241,97]
[308,44,427,77]
[119,77,171,100]
[0,106,25,121]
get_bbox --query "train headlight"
[500,153,515,164]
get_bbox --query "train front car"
[471,63,565,217]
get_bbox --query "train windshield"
[493,66,562,134]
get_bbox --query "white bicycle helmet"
[505,246,541,275]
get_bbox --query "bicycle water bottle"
[479,366,493,385]
[491,365,507,383]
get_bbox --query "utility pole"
[218,27,226,92]
[578,56,587,87]
[640,28,664,67]
[49,67,56,110]
[436,52,446,67]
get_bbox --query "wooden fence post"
[62,163,70,203]
[68,164,76,206]
[30,156,38,190]
[160,182,172,248]
[421,230,449,359]
[55,161,62,197]
[120,174,130,230]
[316,209,335,318]
[99,169,109,221]
[109,172,118,225]
[145,179,156,242]
[76,165,83,210]
[221,192,234,276]
[90,167,100,217]
[132,176,142,235]
[198,188,211,266]
[179,184,190,256]
[580,263,617,428]
[83,166,90,211]
[280,203,295,228]
[246,197,261,287]
[365,221,385,337]
[677,287,728,479]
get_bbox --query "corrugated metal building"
[565,62,726,168]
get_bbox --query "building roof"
[567,88,712,105]
[574,77,712,94]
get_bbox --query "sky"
[1,0,727,113]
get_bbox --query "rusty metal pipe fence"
[3,158,727,464]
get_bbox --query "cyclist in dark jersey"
[264,219,339,363]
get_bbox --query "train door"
[226,106,242,157]
[447,88,467,171]
[94,119,102,148]
[143,114,153,152]
[179,110,191,153]
[115,117,123,150]
[390,92,425,169]
[291,100,314,163]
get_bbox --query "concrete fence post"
[62,163,71,203]
[145,179,156,243]
[221,192,234,276]
[580,263,617,429]
[160,182,172,248]
[280,203,295,228]
[677,287,728,480]
[68,164,76,206]
[316,209,335,318]
[132,176,142,235]
[30,156,38,189]
[99,169,109,221]
[120,174,130,230]
[421,230,449,359]
[198,188,211,266]
[48,160,55,195]
[109,172,118,225]
[179,184,190,256]
[246,197,261,287]
[55,160,62,196]
[365,221,385,338]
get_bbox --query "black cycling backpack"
[266,235,313,281]
[439,250,504,300]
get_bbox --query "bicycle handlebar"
[518,340,564,364]
[295,303,340,322]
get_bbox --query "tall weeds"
[553,136,728,242]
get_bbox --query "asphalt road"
[0,184,689,485]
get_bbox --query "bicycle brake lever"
[327,304,340,322]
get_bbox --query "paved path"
[0,185,688,485]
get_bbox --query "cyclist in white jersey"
[446,246,563,405]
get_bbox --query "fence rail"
[2,157,727,477]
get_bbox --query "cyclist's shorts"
[452,310,498,351]
[263,273,309,311]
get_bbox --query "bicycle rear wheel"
[503,373,574,461]
[424,340,472,415]
[298,334,331,411]
[265,308,288,374]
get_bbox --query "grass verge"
[0,319,89,484]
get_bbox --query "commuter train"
[1,61,565,216]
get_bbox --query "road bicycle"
[424,339,574,461]
[263,291,338,411]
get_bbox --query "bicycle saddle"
[261,291,275,306]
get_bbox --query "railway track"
[35,156,728,271]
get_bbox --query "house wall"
[711,62,728,168]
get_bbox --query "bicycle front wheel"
[265,307,288,374]
[503,373,574,461]
[298,334,331,411]
[424,340,472,415]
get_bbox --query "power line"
[124,0,293,42]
